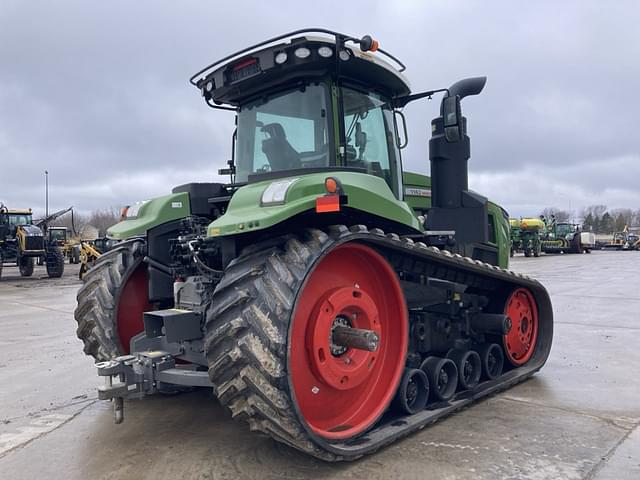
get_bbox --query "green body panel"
[207,171,422,237]
[488,202,510,269]
[402,172,432,213]
[106,192,191,240]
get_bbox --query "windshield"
[555,223,573,237]
[8,214,32,226]
[342,87,399,193]
[236,83,331,182]
[49,229,66,242]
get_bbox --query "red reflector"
[233,58,257,71]
[316,195,340,213]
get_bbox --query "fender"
[206,171,422,238]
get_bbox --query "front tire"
[45,248,65,278]
[19,256,34,277]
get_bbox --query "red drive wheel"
[289,243,408,441]
[116,266,151,353]
[503,287,539,366]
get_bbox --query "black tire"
[524,248,531,258]
[74,239,146,361]
[204,228,340,460]
[19,256,34,277]
[45,248,65,278]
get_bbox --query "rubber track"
[74,239,145,361]
[203,225,553,460]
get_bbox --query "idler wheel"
[446,349,482,390]
[392,368,430,414]
[478,343,504,380]
[420,356,458,402]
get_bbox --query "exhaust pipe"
[426,77,490,258]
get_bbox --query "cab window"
[342,87,398,194]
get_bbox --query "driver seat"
[261,123,300,171]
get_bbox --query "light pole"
[45,170,49,217]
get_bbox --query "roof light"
[318,46,333,58]
[205,81,214,92]
[261,178,299,206]
[294,47,311,59]
[275,52,288,64]
[339,50,350,61]
[359,35,379,52]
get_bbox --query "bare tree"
[540,207,571,223]
[87,208,121,236]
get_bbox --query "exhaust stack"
[426,77,491,259]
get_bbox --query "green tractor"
[0,205,67,279]
[541,215,595,254]
[74,29,553,460]
[519,217,545,258]
[509,218,522,257]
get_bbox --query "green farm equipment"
[74,29,553,460]
[541,216,594,254]
[509,218,521,257]
[519,217,545,258]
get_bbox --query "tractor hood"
[19,224,43,237]
[206,171,421,237]
[107,192,191,240]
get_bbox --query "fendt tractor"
[0,204,68,279]
[541,215,595,254]
[74,29,553,460]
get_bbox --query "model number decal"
[171,202,183,208]
[405,188,431,197]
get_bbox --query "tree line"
[539,205,639,234]
[51,208,121,237]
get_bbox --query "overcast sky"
[1,0,639,219]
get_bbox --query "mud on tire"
[74,239,146,361]
[204,228,343,460]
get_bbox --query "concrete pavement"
[0,251,638,479]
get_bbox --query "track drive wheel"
[503,287,539,366]
[204,228,408,460]
[74,239,151,361]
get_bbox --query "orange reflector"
[316,195,341,213]
[370,39,379,52]
[325,177,338,194]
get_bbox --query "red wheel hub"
[116,265,151,353]
[503,287,538,366]
[290,243,407,440]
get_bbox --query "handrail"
[189,27,406,87]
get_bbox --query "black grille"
[25,236,43,251]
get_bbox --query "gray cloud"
[1,0,638,218]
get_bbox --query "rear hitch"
[95,351,212,424]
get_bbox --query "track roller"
[392,368,430,414]
[420,356,458,402]
[446,349,482,390]
[478,343,504,380]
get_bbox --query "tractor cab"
[191,30,410,197]
[0,208,33,238]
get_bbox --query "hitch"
[96,350,212,424]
